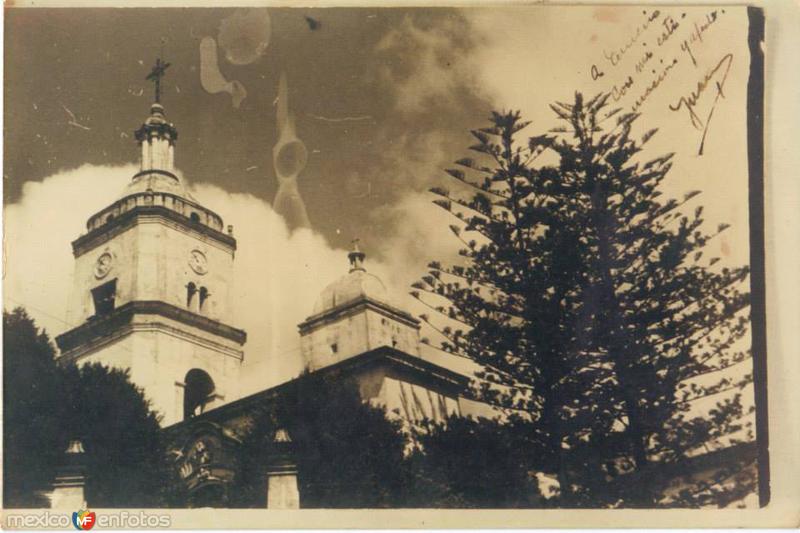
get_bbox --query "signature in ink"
[668,53,733,155]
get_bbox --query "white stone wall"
[67,225,137,327]
[267,474,300,509]
[365,309,419,356]
[64,214,242,426]
[300,306,420,371]
[75,314,243,426]
[300,312,369,371]
[353,365,460,424]
[143,220,234,321]
[49,485,86,510]
[68,218,234,325]
[140,138,174,173]
[377,377,460,424]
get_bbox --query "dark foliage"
[60,363,167,507]
[3,308,67,507]
[3,308,169,507]
[407,415,545,508]
[232,372,410,508]
[417,93,754,507]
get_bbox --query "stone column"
[50,440,88,509]
[266,429,299,509]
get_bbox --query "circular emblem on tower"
[188,249,208,275]
[94,252,114,279]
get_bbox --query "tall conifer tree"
[416,93,753,506]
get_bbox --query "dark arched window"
[186,282,197,308]
[183,369,215,420]
[199,287,210,311]
[190,212,201,224]
[91,279,117,317]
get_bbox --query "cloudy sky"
[4,6,754,393]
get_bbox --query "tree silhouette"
[3,308,66,507]
[3,308,169,507]
[415,93,754,506]
[61,362,168,507]
[407,415,545,508]
[232,372,410,508]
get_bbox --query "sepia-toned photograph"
[3,1,788,526]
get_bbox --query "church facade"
[53,70,469,508]
[55,100,247,427]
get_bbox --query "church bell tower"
[56,59,246,426]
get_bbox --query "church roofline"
[85,190,225,232]
[163,346,470,431]
[298,296,420,335]
[73,197,236,257]
[55,300,247,354]
[130,168,180,182]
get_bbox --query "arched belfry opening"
[53,57,247,427]
[186,282,197,308]
[183,369,216,420]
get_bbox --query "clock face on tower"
[94,252,114,279]
[188,249,208,275]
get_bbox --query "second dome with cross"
[299,241,422,371]
[312,241,392,315]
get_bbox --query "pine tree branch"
[681,355,751,382]
[443,168,513,200]
[429,264,504,292]
[678,382,752,405]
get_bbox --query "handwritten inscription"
[656,16,680,46]
[586,8,734,155]
[634,50,654,74]
[668,53,733,154]
[631,58,679,113]
[600,10,661,67]
[680,10,723,66]
[611,76,634,101]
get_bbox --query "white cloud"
[3,164,471,397]
[189,182,348,390]
[370,191,479,375]
[2,165,348,392]
[4,164,133,339]
[461,6,751,267]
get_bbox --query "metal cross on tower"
[146,57,171,104]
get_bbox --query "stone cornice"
[131,169,179,181]
[298,296,420,335]
[164,346,469,429]
[86,191,225,231]
[56,300,247,354]
[57,321,245,364]
[72,203,236,257]
[135,121,178,143]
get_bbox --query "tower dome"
[82,60,227,239]
[122,169,194,199]
[127,100,187,197]
[300,240,421,371]
[312,241,390,315]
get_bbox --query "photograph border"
[2,0,798,528]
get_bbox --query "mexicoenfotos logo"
[71,510,96,531]
[5,510,171,529]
